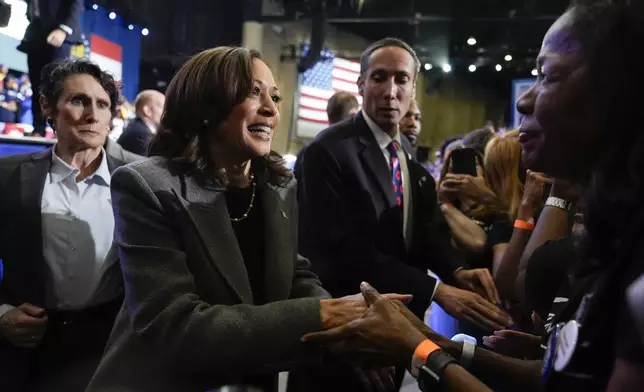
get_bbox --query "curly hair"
[39,59,120,119]
[565,0,644,265]
[148,46,292,187]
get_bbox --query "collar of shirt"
[362,110,403,152]
[50,146,111,186]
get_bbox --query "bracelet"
[514,219,535,231]
[411,339,441,377]
[459,340,476,368]
[418,350,458,390]
[545,197,572,212]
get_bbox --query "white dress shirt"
[39,147,118,309]
[0,149,120,319]
[362,111,440,298]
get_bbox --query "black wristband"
[418,350,457,391]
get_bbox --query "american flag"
[296,52,362,139]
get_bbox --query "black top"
[465,214,513,271]
[225,184,266,305]
[542,246,644,392]
[525,238,576,324]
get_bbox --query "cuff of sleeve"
[0,304,15,322]
[430,281,440,302]
[59,24,73,35]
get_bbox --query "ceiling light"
[504,54,513,62]
[108,12,116,19]
[442,64,452,73]
[141,28,149,36]
[424,63,433,71]
[531,68,538,76]
[467,37,477,46]
[495,64,502,72]
[468,65,476,72]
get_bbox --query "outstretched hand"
[319,292,413,331]
[306,282,427,362]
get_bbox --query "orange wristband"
[514,219,535,231]
[413,339,441,361]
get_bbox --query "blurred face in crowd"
[358,46,416,136]
[216,58,281,159]
[516,9,600,181]
[41,74,111,151]
[399,99,421,145]
[140,91,165,128]
[6,79,18,91]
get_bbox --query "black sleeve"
[615,258,644,363]
[485,216,514,250]
[418,175,467,285]
[57,0,84,30]
[298,142,438,304]
[524,238,576,320]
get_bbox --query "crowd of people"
[0,1,643,392]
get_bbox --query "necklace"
[229,176,256,222]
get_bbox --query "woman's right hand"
[308,283,427,361]
[518,171,552,219]
[319,293,413,330]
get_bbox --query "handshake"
[309,283,431,363]
[304,283,441,392]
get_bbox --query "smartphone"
[450,147,478,176]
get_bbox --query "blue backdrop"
[82,6,142,102]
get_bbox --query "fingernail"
[360,282,368,289]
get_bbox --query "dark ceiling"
[99,0,569,94]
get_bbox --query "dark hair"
[438,136,462,159]
[462,128,496,156]
[359,37,420,80]
[148,46,291,186]
[566,1,644,265]
[326,91,359,124]
[40,59,119,118]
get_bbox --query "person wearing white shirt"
[0,59,130,391]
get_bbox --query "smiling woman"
[85,46,376,392]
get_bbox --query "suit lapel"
[18,149,51,284]
[173,187,253,304]
[106,153,125,174]
[262,183,294,303]
[20,149,51,219]
[355,114,397,207]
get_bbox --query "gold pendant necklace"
[229,177,256,222]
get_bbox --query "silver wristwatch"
[545,197,572,212]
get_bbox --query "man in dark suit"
[0,59,133,391]
[18,0,84,136]
[293,91,359,188]
[296,38,511,390]
[399,98,421,153]
[117,89,165,155]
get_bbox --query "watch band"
[411,339,441,377]
[545,197,572,212]
[418,350,457,390]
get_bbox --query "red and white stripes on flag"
[296,57,362,139]
[89,34,123,82]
